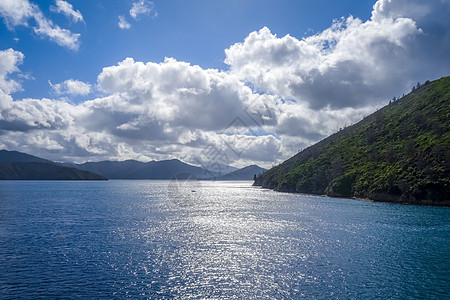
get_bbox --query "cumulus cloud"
[49,79,91,96]
[0,49,76,132]
[225,0,450,109]
[1,0,449,167]
[118,15,131,29]
[94,57,254,133]
[129,0,156,19]
[0,52,281,165]
[0,48,24,95]
[0,97,75,132]
[0,0,80,50]
[51,0,84,23]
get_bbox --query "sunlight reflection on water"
[0,180,448,298]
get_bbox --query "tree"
[253,174,257,181]
[414,113,427,130]
[366,127,376,145]
[385,147,397,163]
[405,140,415,157]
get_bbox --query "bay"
[0,180,448,299]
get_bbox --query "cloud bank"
[225,0,450,109]
[1,0,449,167]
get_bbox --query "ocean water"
[0,180,448,299]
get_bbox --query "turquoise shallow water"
[0,180,448,299]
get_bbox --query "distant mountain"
[254,76,450,206]
[0,150,262,181]
[201,163,239,177]
[75,159,212,179]
[208,165,267,181]
[73,160,151,179]
[0,149,51,165]
[0,150,107,180]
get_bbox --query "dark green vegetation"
[206,165,266,181]
[0,150,107,180]
[254,76,450,205]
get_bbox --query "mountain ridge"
[0,150,107,180]
[74,158,208,179]
[0,149,264,181]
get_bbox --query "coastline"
[254,184,450,207]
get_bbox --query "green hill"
[254,76,450,206]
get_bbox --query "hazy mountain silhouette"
[209,165,266,180]
[0,150,106,180]
[75,159,209,179]
[75,159,264,180]
[0,150,267,181]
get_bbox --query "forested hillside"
[254,76,450,205]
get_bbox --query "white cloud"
[118,0,156,29]
[129,0,156,19]
[51,0,84,23]
[33,16,80,50]
[0,0,80,50]
[1,0,449,167]
[118,15,131,29]
[95,57,250,132]
[0,53,281,166]
[0,50,76,132]
[225,0,450,109]
[0,0,34,27]
[0,48,24,95]
[49,79,91,96]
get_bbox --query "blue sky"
[0,0,375,101]
[0,0,449,167]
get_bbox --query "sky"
[0,0,449,168]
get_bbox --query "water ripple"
[0,180,448,299]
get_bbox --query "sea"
[0,180,448,299]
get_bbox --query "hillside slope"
[0,149,51,165]
[0,150,107,180]
[254,76,450,205]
